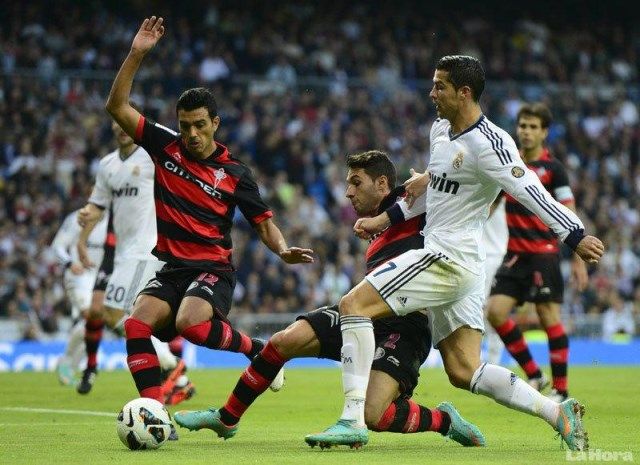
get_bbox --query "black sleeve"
[134,115,178,159]
[236,169,273,225]
[551,160,570,190]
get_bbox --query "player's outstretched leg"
[436,402,486,447]
[555,398,588,451]
[304,420,369,449]
[77,317,104,394]
[174,408,237,440]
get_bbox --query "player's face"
[516,115,548,151]
[178,107,220,158]
[112,121,134,148]
[429,70,460,120]
[345,168,385,217]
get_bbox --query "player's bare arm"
[565,201,589,290]
[254,218,314,264]
[105,16,164,138]
[77,204,104,268]
[403,168,430,208]
[354,213,390,240]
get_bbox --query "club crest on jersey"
[511,166,525,178]
[213,168,227,192]
[131,166,140,176]
[452,152,464,169]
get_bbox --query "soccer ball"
[116,398,173,450]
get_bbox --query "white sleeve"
[88,162,111,208]
[477,138,584,245]
[50,213,80,265]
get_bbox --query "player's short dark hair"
[346,150,396,188]
[176,87,218,118]
[436,55,485,102]
[517,102,553,129]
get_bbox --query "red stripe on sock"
[403,400,421,433]
[224,393,248,418]
[495,319,516,337]
[375,402,397,431]
[238,334,252,354]
[181,321,210,345]
[261,341,288,365]
[545,323,566,339]
[86,330,103,342]
[87,353,98,369]
[86,319,104,331]
[506,339,528,353]
[241,366,271,392]
[523,360,541,377]
[127,353,160,374]
[554,376,568,391]
[124,318,153,339]
[168,336,184,354]
[140,386,163,403]
[550,348,568,363]
[430,407,443,432]
[219,322,232,350]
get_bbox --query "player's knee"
[175,314,198,335]
[338,293,359,316]
[486,305,506,327]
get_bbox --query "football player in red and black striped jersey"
[105,16,314,405]
[486,103,590,402]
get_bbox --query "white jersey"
[482,197,508,260]
[51,209,108,268]
[89,147,156,262]
[397,115,584,275]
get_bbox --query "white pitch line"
[0,407,114,417]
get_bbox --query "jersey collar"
[448,114,485,141]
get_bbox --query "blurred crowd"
[0,1,638,340]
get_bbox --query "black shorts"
[298,305,431,398]
[490,253,563,305]
[139,264,236,341]
[93,247,115,292]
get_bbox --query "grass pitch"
[0,366,638,465]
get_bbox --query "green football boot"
[437,402,486,447]
[555,399,588,451]
[305,419,368,449]
[174,408,237,440]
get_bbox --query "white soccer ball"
[116,398,172,450]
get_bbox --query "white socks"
[339,316,375,427]
[64,320,86,363]
[151,337,178,371]
[471,362,559,426]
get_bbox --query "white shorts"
[483,254,504,297]
[104,259,164,312]
[366,247,485,347]
[63,271,97,319]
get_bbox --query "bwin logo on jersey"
[112,184,139,197]
[429,173,460,195]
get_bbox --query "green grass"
[0,367,638,464]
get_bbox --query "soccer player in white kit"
[75,120,185,398]
[51,208,108,385]
[307,56,604,451]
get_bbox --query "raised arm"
[105,16,165,138]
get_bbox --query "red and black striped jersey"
[505,149,574,254]
[135,116,273,270]
[366,186,426,273]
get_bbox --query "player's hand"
[575,235,604,264]
[354,214,390,240]
[77,242,95,269]
[77,204,102,227]
[69,262,85,275]
[131,16,165,54]
[279,247,314,264]
[570,257,589,291]
[403,169,429,208]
